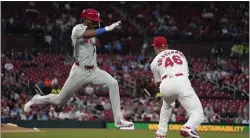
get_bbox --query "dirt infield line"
[1,124,43,133]
[2,130,44,133]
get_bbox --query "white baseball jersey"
[30,23,125,124]
[71,24,97,66]
[150,49,189,82]
[152,49,204,136]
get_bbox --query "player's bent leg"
[91,68,133,128]
[178,86,204,138]
[157,79,179,137]
[105,78,122,121]
[156,100,175,138]
[179,93,204,129]
[24,66,85,113]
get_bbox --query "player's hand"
[105,21,121,31]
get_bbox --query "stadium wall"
[106,123,249,133]
[2,120,248,133]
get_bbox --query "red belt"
[162,73,183,80]
[75,62,94,70]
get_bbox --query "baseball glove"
[135,75,151,89]
[135,75,159,97]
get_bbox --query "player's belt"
[75,62,94,70]
[162,73,183,80]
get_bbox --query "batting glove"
[105,21,121,31]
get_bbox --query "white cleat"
[180,126,200,138]
[24,94,40,113]
[115,119,134,129]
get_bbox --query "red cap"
[81,9,101,22]
[151,36,168,47]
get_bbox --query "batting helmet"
[81,9,101,22]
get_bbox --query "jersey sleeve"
[150,62,161,83]
[71,24,87,39]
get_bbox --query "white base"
[119,125,135,130]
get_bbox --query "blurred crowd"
[2,2,249,49]
[1,1,137,53]
[1,1,249,125]
[1,48,249,124]
[191,56,249,93]
[121,2,249,36]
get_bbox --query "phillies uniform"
[151,37,204,137]
[24,9,133,128]
[28,24,122,121]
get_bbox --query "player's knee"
[199,111,205,122]
[194,109,205,123]
[163,102,175,109]
[54,100,61,105]
[53,98,64,105]
[189,108,204,121]
[108,79,118,86]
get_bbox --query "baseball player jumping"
[24,9,134,128]
[150,36,204,138]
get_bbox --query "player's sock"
[107,80,122,121]
[156,100,175,136]
[32,94,59,105]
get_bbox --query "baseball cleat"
[180,126,200,138]
[156,134,165,138]
[24,94,40,113]
[115,119,134,129]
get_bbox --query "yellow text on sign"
[148,124,245,132]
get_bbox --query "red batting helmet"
[81,9,101,22]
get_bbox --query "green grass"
[2,129,249,138]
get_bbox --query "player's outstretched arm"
[82,30,98,39]
[82,21,121,39]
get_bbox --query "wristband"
[96,28,106,36]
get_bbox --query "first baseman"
[150,36,204,138]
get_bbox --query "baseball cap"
[151,36,168,47]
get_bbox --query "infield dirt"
[1,124,42,133]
